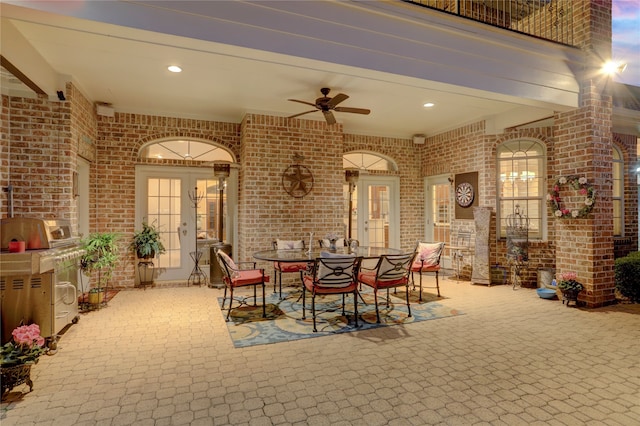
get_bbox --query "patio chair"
[410,242,445,300]
[302,254,361,332]
[318,238,347,249]
[358,252,416,323]
[272,239,308,299]
[216,250,269,321]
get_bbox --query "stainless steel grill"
[0,218,83,349]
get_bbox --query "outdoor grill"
[0,218,84,349]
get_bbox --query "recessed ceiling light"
[423,102,435,108]
[168,65,182,73]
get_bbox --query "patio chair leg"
[374,290,381,323]
[342,294,346,316]
[279,271,283,299]
[226,288,234,321]
[405,285,412,318]
[253,285,257,306]
[261,283,266,318]
[312,294,317,332]
[419,271,423,302]
[386,289,391,307]
[353,291,359,328]
[221,287,228,309]
[435,271,440,297]
[273,268,277,293]
[302,285,306,320]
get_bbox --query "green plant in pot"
[557,272,583,307]
[80,232,120,305]
[130,221,166,260]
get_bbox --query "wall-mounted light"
[213,162,231,242]
[345,169,359,240]
[167,65,182,73]
[601,60,627,76]
[412,134,426,144]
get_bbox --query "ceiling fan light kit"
[287,87,370,125]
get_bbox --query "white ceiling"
[1,2,570,139]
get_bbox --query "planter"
[88,289,105,305]
[561,289,581,307]
[1,364,33,397]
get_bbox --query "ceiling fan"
[287,87,371,125]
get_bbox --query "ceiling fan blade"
[288,110,318,119]
[288,99,318,108]
[327,93,349,108]
[323,110,336,125]
[334,107,371,115]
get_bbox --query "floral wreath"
[547,175,596,219]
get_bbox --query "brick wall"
[95,112,241,287]
[0,94,74,221]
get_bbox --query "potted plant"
[557,272,583,307]
[129,220,166,260]
[1,324,47,397]
[80,232,120,305]
[130,221,165,287]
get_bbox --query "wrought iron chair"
[216,250,269,321]
[318,238,347,249]
[450,231,472,280]
[410,242,446,299]
[272,239,308,299]
[358,252,416,323]
[302,255,361,332]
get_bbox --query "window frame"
[612,145,624,237]
[496,139,547,241]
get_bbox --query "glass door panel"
[425,176,452,268]
[355,176,399,249]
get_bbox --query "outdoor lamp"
[345,169,359,240]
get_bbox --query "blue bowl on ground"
[536,288,557,299]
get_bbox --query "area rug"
[218,288,463,348]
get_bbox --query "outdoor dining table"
[252,246,404,263]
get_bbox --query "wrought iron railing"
[403,0,575,46]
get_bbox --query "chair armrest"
[236,261,257,270]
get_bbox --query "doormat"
[218,288,463,348]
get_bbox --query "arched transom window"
[140,139,233,162]
[343,151,397,172]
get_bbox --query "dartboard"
[455,182,474,207]
[282,165,314,198]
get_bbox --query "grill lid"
[1,218,79,250]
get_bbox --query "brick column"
[552,0,615,307]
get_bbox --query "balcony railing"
[404,0,575,46]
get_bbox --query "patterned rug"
[218,287,464,348]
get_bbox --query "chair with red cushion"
[358,252,416,323]
[216,250,269,321]
[302,255,361,332]
[410,242,446,300]
[272,239,308,299]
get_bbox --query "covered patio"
[2,278,639,425]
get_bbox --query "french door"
[348,175,400,249]
[425,175,453,268]
[135,166,237,281]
